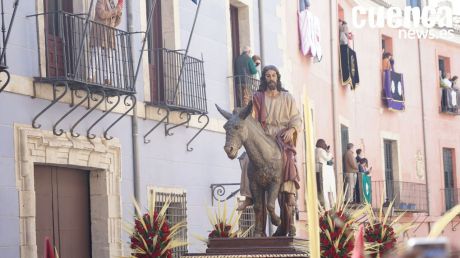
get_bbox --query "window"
[238,207,255,237]
[382,35,393,55]
[383,139,400,204]
[340,124,349,175]
[438,56,451,79]
[147,0,164,104]
[442,148,457,210]
[149,188,188,258]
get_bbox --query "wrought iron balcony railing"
[441,188,460,211]
[229,75,260,108]
[30,11,135,94]
[440,87,460,115]
[371,180,428,213]
[149,48,207,114]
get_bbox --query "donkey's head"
[216,101,253,159]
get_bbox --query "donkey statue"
[216,101,283,237]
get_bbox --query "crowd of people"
[440,72,460,113]
[315,140,372,208]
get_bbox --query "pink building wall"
[279,0,460,247]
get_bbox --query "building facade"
[0,0,459,257]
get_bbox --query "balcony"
[371,180,428,213]
[31,11,135,95]
[441,188,460,212]
[0,0,19,93]
[149,48,207,114]
[228,75,260,108]
[440,87,460,115]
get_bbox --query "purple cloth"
[383,70,405,111]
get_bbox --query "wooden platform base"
[184,237,309,258]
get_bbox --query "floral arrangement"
[194,202,253,244]
[362,200,413,258]
[125,199,186,258]
[318,194,367,257]
[207,202,252,239]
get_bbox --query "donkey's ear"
[215,104,232,120]
[239,101,253,120]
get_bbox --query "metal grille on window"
[238,206,255,237]
[153,191,188,258]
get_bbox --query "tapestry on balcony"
[339,45,360,90]
[298,8,322,62]
[383,70,405,111]
[362,174,371,204]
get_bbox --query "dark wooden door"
[384,140,395,200]
[443,148,456,210]
[147,0,163,104]
[44,0,73,77]
[35,165,91,258]
[230,5,240,73]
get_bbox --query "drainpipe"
[329,0,339,188]
[257,0,273,236]
[258,0,265,66]
[126,1,141,201]
[417,39,430,215]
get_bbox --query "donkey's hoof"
[271,215,281,226]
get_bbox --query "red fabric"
[276,129,300,190]
[44,237,55,258]
[252,92,267,130]
[117,0,124,7]
[352,225,365,258]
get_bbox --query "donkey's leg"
[267,182,281,226]
[250,181,266,237]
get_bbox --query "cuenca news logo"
[352,6,455,39]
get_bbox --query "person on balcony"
[382,52,393,71]
[440,73,458,112]
[89,0,123,84]
[252,54,262,77]
[315,139,336,210]
[344,143,359,203]
[234,46,258,107]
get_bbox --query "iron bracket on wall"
[53,86,90,136]
[70,89,106,137]
[32,81,69,129]
[165,111,191,136]
[186,114,209,152]
[144,107,170,143]
[210,183,240,206]
[87,93,121,139]
[104,94,136,140]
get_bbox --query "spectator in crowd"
[315,139,336,209]
[344,143,359,203]
[252,54,262,77]
[382,52,393,71]
[450,75,458,89]
[339,20,352,46]
[234,46,258,107]
[441,72,453,88]
[356,148,363,164]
